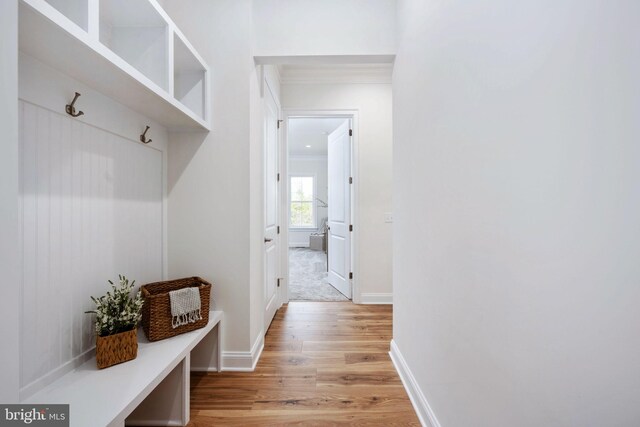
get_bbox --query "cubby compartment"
[44,0,88,31]
[20,0,210,130]
[173,33,207,120]
[99,0,169,91]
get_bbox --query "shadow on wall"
[167,130,208,193]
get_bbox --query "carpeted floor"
[289,248,348,301]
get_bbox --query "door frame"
[263,75,283,330]
[280,109,361,303]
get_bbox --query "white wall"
[248,64,264,357]
[163,0,256,361]
[393,1,640,426]
[18,54,168,399]
[0,0,20,404]
[164,0,396,364]
[252,0,396,58]
[288,156,328,247]
[282,82,393,301]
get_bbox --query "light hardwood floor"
[187,302,420,426]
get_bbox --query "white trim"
[359,293,393,305]
[221,331,264,372]
[289,154,328,161]
[274,65,283,84]
[262,73,284,335]
[281,109,360,304]
[254,54,395,66]
[389,340,441,427]
[259,64,282,100]
[279,64,393,85]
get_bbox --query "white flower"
[88,275,144,337]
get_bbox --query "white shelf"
[100,0,169,92]
[24,311,223,427]
[19,0,211,131]
[43,0,88,31]
[174,31,207,121]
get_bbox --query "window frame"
[288,174,317,230]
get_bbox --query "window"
[290,176,315,228]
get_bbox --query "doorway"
[285,115,354,301]
[263,78,280,330]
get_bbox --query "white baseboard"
[389,339,440,427]
[359,292,393,304]
[289,243,309,248]
[221,330,264,372]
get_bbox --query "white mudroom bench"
[24,311,223,427]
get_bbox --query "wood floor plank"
[302,340,391,352]
[251,394,413,411]
[269,323,370,331]
[269,332,392,342]
[190,411,420,427]
[258,351,348,368]
[344,352,393,365]
[316,369,403,386]
[186,302,419,426]
[264,340,304,352]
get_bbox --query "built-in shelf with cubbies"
[20,0,211,130]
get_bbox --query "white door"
[264,82,280,330]
[327,120,352,299]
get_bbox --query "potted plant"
[86,275,144,369]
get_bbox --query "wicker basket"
[141,277,211,342]
[96,329,138,369]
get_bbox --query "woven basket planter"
[96,329,138,369]
[141,277,211,342]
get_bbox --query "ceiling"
[288,118,347,156]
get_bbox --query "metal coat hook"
[65,92,84,117]
[140,126,152,144]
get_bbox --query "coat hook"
[140,126,152,144]
[65,92,84,117]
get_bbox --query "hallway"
[187,302,419,425]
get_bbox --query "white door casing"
[327,120,352,299]
[263,81,280,330]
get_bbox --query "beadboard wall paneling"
[19,100,164,397]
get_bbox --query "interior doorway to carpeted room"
[287,117,351,301]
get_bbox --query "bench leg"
[182,354,191,426]
[125,356,190,426]
[217,319,223,372]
